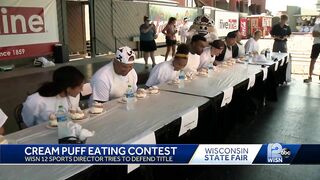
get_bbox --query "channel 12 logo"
[267,143,291,163]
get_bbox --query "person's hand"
[274,36,281,40]
[0,127,4,135]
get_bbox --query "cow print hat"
[115,46,135,64]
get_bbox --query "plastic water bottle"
[207,62,214,77]
[126,85,135,110]
[178,70,185,88]
[265,49,271,60]
[56,105,69,139]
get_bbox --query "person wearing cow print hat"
[90,46,138,103]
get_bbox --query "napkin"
[274,61,279,71]
[34,57,55,68]
[247,75,256,90]
[64,121,95,141]
[262,67,268,81]
[221,87,234,107]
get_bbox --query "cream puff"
[48,114,58,127]
[148,86,159,94]
[136,88,147,98]
[90,102,104,114]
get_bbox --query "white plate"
[167,81,179,85]
[186,76,196,80]
[147,87,160,94]
[117,98,138,104]
[136,95,147,99]
[89,107,106,115]
[46,124,57,129]
[71,114,89,121]
[197,72,208,77]
[148,90,160,95]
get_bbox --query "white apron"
[109,65,133,100]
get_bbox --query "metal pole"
[89,0,96,58]
[61,0,69,46]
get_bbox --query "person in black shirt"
[270,15,291,53]
[215,31,239,62]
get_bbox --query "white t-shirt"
[179,24,189,37]
[183,52,200,73]
[245,38,260,54]
[237,42,245,57]
[224,47,233,61]
[146,60,179,87]
[179,24,189,43]
[313,23,320,44]
[199,47,215,69]
[22,93,80,127]
[90,62,138,102]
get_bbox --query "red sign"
[0,0,59,61]
[239,18,247,38]
[0,42,56,61]
[0,7,45,35]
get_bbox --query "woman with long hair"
[22,66,85,127]
[162,17,177,61]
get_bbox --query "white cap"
[115,46,135,64]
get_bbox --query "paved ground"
[147,75,320,180]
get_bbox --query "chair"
[14,104,27,130]
[80,83,92,109]
[81,83,92,97]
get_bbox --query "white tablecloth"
[159,63,264,98]
[0,91,209,180]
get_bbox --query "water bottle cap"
[128,85,132,87]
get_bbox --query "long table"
[0,53,290,179]
[159,63,263,98]
[160,53,289,99]
[0,91,209,180]
[158,53,289,140]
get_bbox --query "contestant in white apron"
[215,31,239,63]
[91,46,138,103]
[233,30,245,58]
[146,44,189,87]
[183,34,207,73]
[22,66,85,127]
[245,30,262,54]
[199,39,225,69]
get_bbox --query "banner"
[0,0,59,61]
[215,11,239,37]
[239,17,247,38]
[149,5,199,43]
[1,144,320,164]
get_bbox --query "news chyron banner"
[0,0,59,60]
[0,144,319,164]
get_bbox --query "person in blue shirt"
[140,16,157,68]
